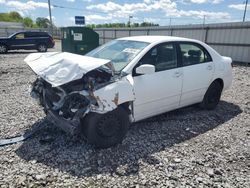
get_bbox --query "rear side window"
[25,32,48,38]
[38,32,49,37]
[25,32,35,38]
[179,43,212,66]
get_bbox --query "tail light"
[50,37,55,44]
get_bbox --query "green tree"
[140,22,159,27]
[36,17,50,28]
[132,23,140,27]
[0,12,57,29]
[87,22,159,28]
[0,11,23,22]
[23,17,33,27]
[8,11,22,21]
[0,13,9,21]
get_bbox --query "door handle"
[207,65,213,70]
[173,71,182,78]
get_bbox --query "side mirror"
[136,64,155,75]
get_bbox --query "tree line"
[0,11,53,28]
[0,11,159,29]
[87,22,159,28]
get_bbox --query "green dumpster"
[61,27,99,55]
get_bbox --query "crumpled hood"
[24,52,111,87]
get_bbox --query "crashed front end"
[25,52,135,135]
[31,70,110,134]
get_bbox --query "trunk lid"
[222,56,232,64]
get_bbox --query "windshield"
[86,40,149,72]
[8,32,18,38]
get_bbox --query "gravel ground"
[0,43,249,187]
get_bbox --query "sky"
[0,0,249,26]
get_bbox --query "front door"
[9,33,31,50]
[132,42,183,121]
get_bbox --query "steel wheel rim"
[39,45,46,52]
[0,45,6,53]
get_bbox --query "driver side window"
[155,43,177,72]
[134,42,177,75]
[139,47,158,67]
[14,33,25,39]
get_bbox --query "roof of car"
[117,35,197,43]
[16,31,48,34]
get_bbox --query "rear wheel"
[0,44,7,54]
[200,81,223,110]
[82,107,129,148]
[37,44,47,52]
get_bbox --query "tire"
[0,44,7,54]
[200,81,223,110]
[82,107,129,148]
[37,43,47,52]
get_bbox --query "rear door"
[178,42,214,107]
[37,32,50,46]
[24,32,39,48]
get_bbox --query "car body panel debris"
[0,123,42,147]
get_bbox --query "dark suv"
[0,31,55,53]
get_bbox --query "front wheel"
[37,44,47,52]
[0,44,7,54]
[200,81,223,110]
[82,107,129,148]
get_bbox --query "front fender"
[91,74,135,113]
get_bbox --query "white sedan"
[25,36,233,148]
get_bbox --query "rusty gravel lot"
[0,43,249,187]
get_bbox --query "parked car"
[0,31,55,53]
[25,36,233,148]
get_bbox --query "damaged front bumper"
[46,108,83,135]
[31,78,93,135]
[31,74,136,135]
